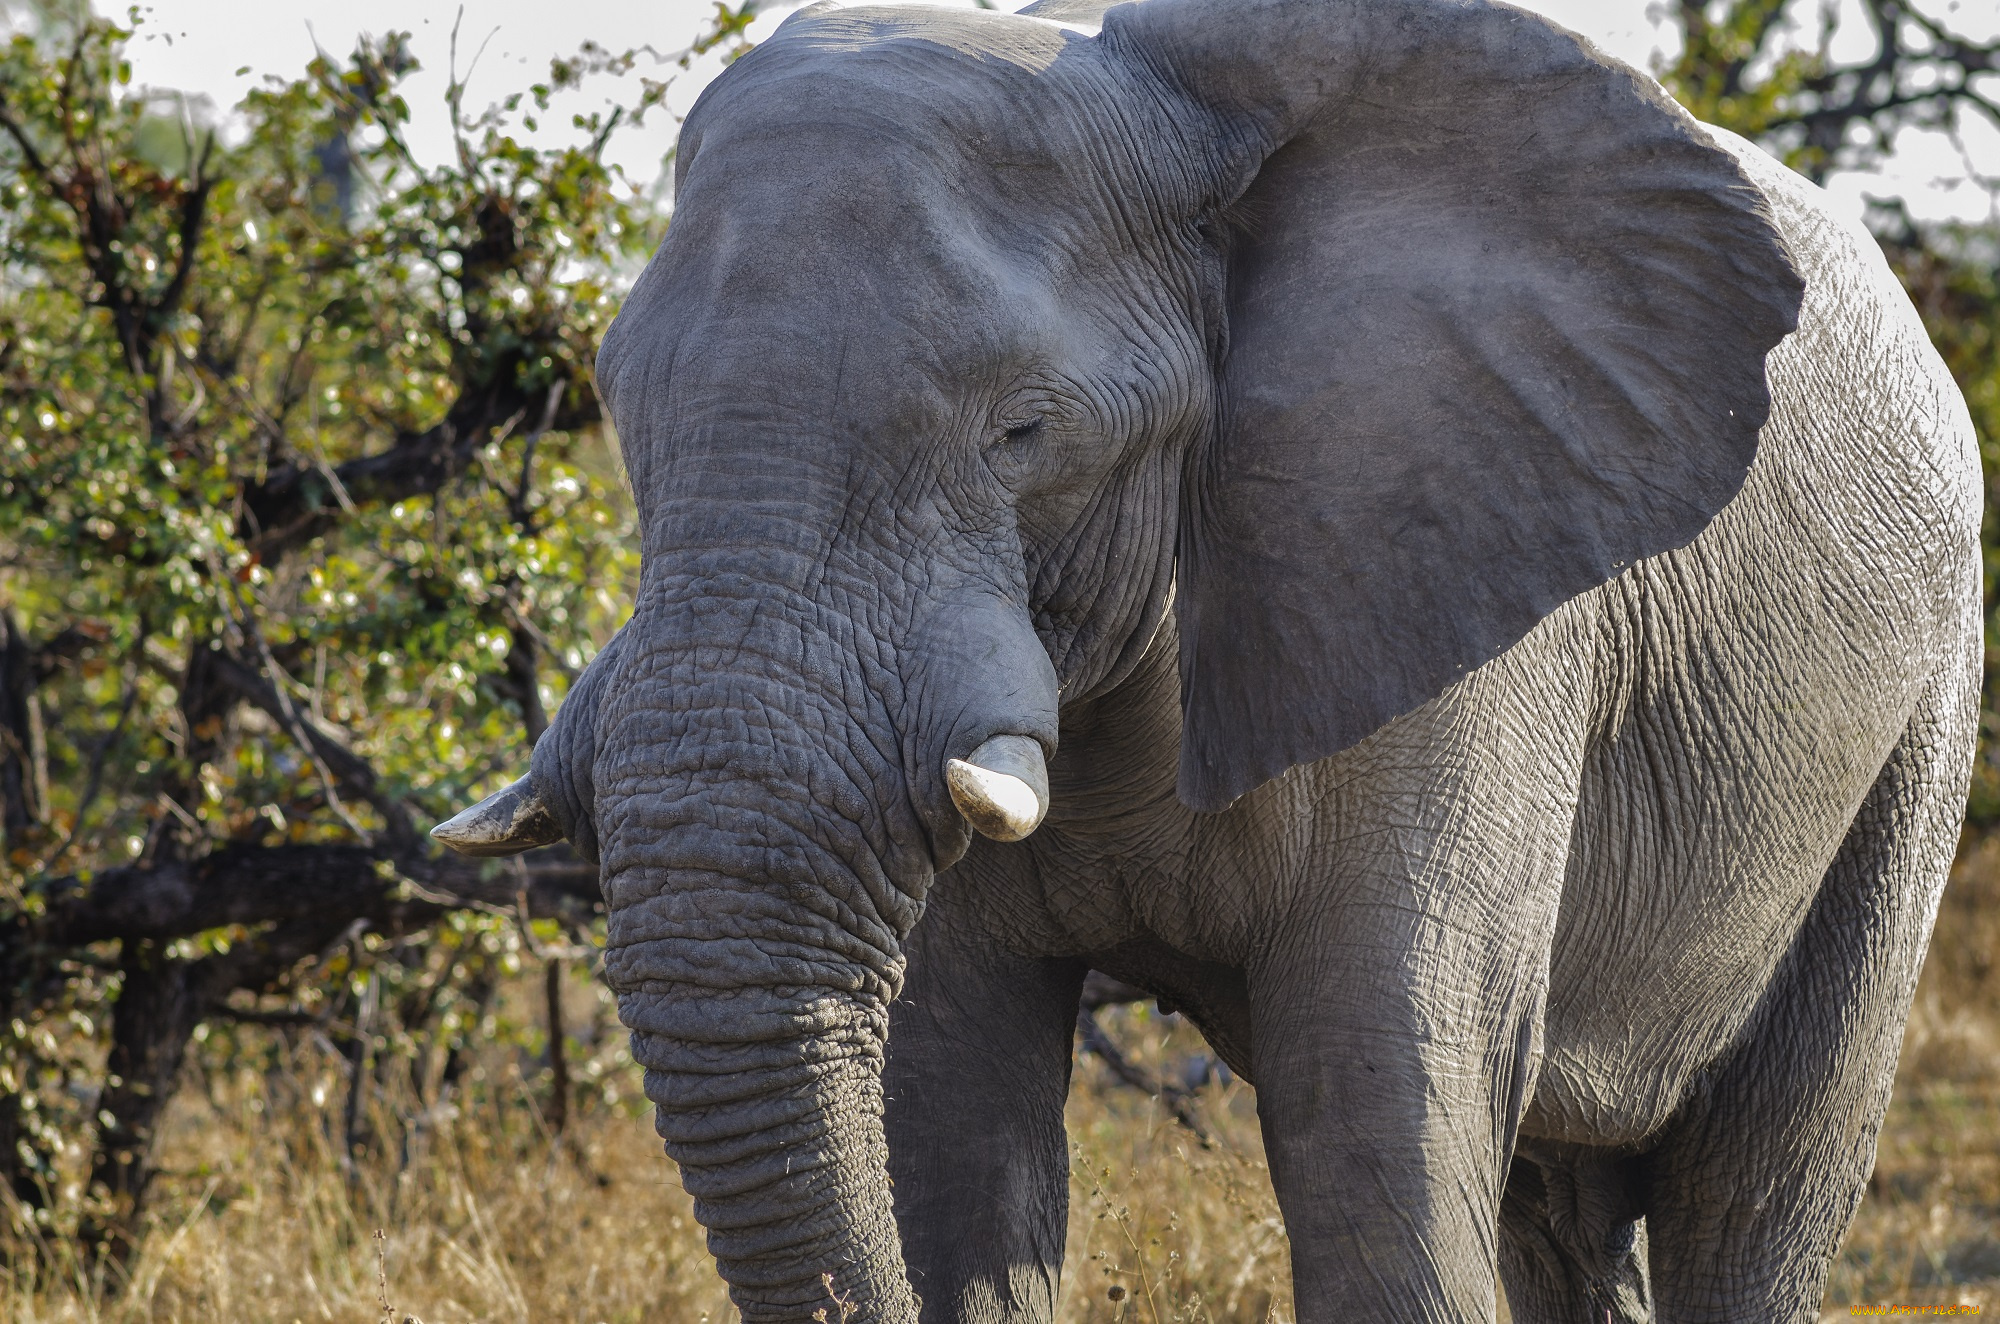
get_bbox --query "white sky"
[103,0,2000,224]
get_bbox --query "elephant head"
[435,0,1801,1317]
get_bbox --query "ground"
[9,841,2000,1322]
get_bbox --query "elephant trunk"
[585,558,957,1322]
[604,784,921,1322]
[514,424,1056,1315]
[629,983,911,1322]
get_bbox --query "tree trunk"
[545,956,570,1138]
[81,941,203,1267]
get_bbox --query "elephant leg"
[1241,662,1596,1322]
[884,881,1087,1324]
[1250,942,1549,1322]
[1247,832,1571,1324]
[1497,1140,1650,1324]
[1638,668,1973,1324]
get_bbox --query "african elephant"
[433,0,1981,1318]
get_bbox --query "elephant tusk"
[945,734,1049,843]
[431,774,566,857]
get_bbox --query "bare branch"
[201,648,418,849]
[1076,1005,1212,1145]
[22,842,600,949]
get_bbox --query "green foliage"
[0,10,657,871]
[1660,0,2000,184]
[0,3,750,1252]
[1658,0,1830,170]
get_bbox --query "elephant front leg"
[884,880,1088,1324]
[1249,859,1561,1322]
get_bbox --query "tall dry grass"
[0,975,740,1324]
[1822,836,2000,1316]
[10,843,2000,1322]
[0,982,1292,1323]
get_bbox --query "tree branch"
[1075,1005,1211,1145]
[200,648,419,849]
[24,842,600,949]
[0,98,52,181]
[239,373,600,559]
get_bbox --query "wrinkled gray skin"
[460,0,1982,1318]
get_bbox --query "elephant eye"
[1000,418,1045,444]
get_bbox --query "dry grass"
[12,844,2000,1322]
[0,1014,738,1323]
[1820,836,2000,1318]
[0,988,1292,1323]
[1062,1012,1290,1324]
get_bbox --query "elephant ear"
[1102,0,1805,812]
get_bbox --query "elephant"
[432,0,1982,1318]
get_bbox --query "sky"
[92,0,2000,225]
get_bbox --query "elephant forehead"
[682,5,1112,181]
[775,3,1092,75]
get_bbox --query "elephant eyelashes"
[1000,419,1045,443]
